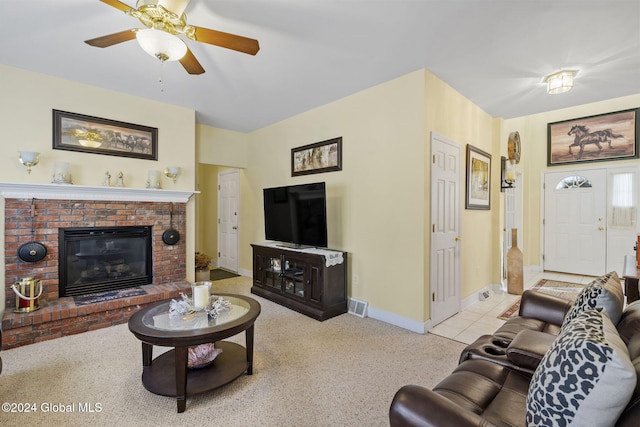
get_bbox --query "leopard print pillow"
[526,308,635,426]
[561,271,624,329]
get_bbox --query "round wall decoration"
[508,131,521,164]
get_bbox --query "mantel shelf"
[0,182,198,203]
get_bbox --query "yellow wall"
[503,94,640,267]
[0,66,196,189]
[196,125,249,169]
[246,70,428,324]
[423,70,501,310]
[197,69,500,329]
[195,124,251,267]
[0,65,198,312]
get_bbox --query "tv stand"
[251,244,348,321]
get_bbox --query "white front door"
[218,170,240,272]
[430,133,461,325]
[543,169,607,276]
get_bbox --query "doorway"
[218,170,240,272]
[430,133,462,325]
[543,168,610,276]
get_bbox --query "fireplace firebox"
[59,226,153,297]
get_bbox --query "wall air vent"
[348,298,368,318]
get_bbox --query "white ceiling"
[1,0,639,133]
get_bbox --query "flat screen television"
[263,182,328,248]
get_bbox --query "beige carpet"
[497,279,584,320]
[0,277,465,427]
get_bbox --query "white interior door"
[218,170,240,272]
[430,133,461,325]
[543,169,607,276]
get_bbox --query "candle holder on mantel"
[146,170,161,189]
[52,162,72,184]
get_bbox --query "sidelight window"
[610,172,636,228]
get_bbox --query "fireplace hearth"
[59,226,153,297]
[2,188,193,349]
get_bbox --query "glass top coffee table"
[128,293,261,413]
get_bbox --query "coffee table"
[128,293,261,413]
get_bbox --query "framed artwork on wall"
[466,144,491,210]
[53,109,158,160]
[547,108,639,166]
[291,137,342,176]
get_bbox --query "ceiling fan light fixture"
[136,28,187,62]
[545,70,576,95]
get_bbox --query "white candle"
[148,170,160,188]
[54,162,70,183]
[192,285,209,308]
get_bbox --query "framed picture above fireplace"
[53,109,158,160]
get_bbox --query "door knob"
[598,226,605,231]
[455,236,461,241]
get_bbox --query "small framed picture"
[466,144,491,210]
[291,137,342,176]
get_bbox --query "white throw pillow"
[561,271,624,328]
[526,308,635,427]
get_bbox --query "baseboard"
[366,306,430,334]
[460,283,498,310]
[525,264,542,274]
[238,267,252,278]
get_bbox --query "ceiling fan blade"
[158,0,191,17]
[192,26,259,55]
[99,0,134,13]
[179,48,205,75]
[85,29,137,48]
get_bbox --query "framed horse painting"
[53,110,158,160]
[547,108,639,166]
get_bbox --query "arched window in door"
[555,175,592,189]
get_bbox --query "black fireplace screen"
[59,226,152,297]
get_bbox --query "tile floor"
[428,270,597,344]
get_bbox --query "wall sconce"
[501,156,515,191]
[545,70,576,95]
[18,151,40,174]
[163,166,180,184]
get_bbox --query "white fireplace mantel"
[0,182,198,203]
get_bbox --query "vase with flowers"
[195,252,211,282]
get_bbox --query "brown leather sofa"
[390,283,640,427]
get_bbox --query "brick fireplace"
[1,183,196,349]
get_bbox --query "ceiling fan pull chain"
[158,61,165,93]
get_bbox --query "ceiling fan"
[85,0,260,75]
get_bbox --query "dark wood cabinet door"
[282,254,307,300]
[308,263,323,304]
